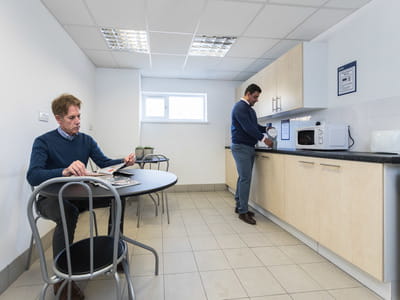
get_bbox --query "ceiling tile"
[243,58,274,73]
[197,1,263,36]
[64,25,108,50]
[234,71,257,81]
[147,0,205,33]
[262,39,302,59]
[184,56,223,72]
[84,50,116,67]
[150,54,186,71]
[227,37,279,58]
[324,0,372,9]
[206,71,241,80]
[85,0,146,29]
[288,8,352,39]
[112,52,151,69]
[269,0,327,6]
[41,0,94,26]
[244,4,316,38]
[216,57,256,71]
[149,32,193,55]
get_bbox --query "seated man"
[27,93,135,300]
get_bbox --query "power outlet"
[39,111,49,122]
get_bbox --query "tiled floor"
[0,191,383,300]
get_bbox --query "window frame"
[141,92,208,123]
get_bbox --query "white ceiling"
[41,0,372,81]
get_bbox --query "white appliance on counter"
[370,130,400,154]
[296,123,349,150]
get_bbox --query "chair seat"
[54,236,125,275]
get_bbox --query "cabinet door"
[259,63,277,116]
[225,149,238,191]
[276,43,303,112]
[284,156,319,240]
[250,154,263,205]
[343,160,383,280]
[257,154,285,218]
[318,159,352,262]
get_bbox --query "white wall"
[141,78,238,184]
[0,0,96,270]
[270,0,400,152]
[94,69,141,158]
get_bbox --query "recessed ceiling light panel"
[189,35,236,57]
[101,28,149,53]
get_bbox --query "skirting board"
[0,228,54,295]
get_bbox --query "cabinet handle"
[320,163,341,168]
[272,97,276,112]
[276,96,281,112]
[299,160,314,165]
[261,155,270,159]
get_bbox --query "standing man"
[231,84,272,225]
[27,94,135,300]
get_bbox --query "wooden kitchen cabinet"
[225,149,238,191]
[284,156,320,241]
[284,155,384,281]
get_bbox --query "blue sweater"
[27,129,123,186]
[231,100,266,147]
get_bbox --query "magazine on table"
[86,163,132,176]
[88,175,140,189]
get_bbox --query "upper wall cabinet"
[238,42,328,119]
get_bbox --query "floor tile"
[250,295,291,300]
[132,238,163,255]
[194,250,231,271]
[185,224,213,236]
[163,236,192,252]
[0,285,42,300]
[300,262,361,289]
[163,251,198,274]
[164,272,207,300]
[235,267,285,297]
[130,254,162,276]
[252,246,294,266]
[215,234,247,249]
[290,290,334,299]
[328,287,383,299]
[200,269,247,300]
[239,233,274,247]
[224,248,263,268]
[132,275,164,300]
[279,245,325,264]
[189,235,220,251]
[209,223,236,235]
[84,279,127,300]
[268,264,321,293]
[203,214,228,224]
[266,231,302,246]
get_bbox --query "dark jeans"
[231,143,256,214]
[37,196,125,258]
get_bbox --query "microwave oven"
[296,124,349,150]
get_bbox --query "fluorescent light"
[189,35,236,57]
[101,28,149,53]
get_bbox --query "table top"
[40,169,178,200]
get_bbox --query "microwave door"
[298,130,315,145]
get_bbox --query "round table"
[40,169,177,200]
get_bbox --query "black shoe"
[235,208,255,217]
[239,213,256,225]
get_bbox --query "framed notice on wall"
[337,60,357,96]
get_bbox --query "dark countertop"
[225,146,400,164]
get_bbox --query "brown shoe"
[239,213,256,225]
[54,280,85,300]
[235,208,255,217]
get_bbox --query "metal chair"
[137,154,170,226]
[27,177,134,300]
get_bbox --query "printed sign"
[338,61,357,96]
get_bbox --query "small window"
[142,92,207,123]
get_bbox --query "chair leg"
[113,272,122,300]
[122,258,135,300]
[39,283,50,300]
[148,194,158,216]
[164,192,170,224]
[26,234,34,270]
[92,211,99,236]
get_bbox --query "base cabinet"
[225,149,238,191]
[243,152,385,281]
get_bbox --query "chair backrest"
[142,154,169,171]
[27,176,122,284]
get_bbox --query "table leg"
[122,235,159,275]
